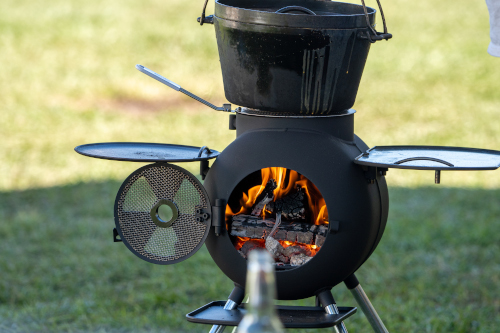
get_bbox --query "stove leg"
[344,274,389,333]
[317,290,348,333]
[209,284,245,333]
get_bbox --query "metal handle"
[136,65,233,112]
[359,0,392,43]
[198,146,212,157]
[275,6,316,15]
[198,0,212,25]
[394,157,454,167]
[136,64,180,91]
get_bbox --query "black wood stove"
[75,0,500,332]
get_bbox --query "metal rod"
[325,304,348,333]
[136,64,232,112]
[349,285,389,333]
[209,299,238,333]
[435,170,441,184]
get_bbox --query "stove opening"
[226,167,329,269]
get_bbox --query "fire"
[226,167,328,225]
[226,167,328,265]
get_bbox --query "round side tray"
[75,142,219,162]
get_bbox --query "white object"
[237,250,284,333]
[486,0,500,56]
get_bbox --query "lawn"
[0,0,499,332]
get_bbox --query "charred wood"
[251,179,277,216]
[231,214,328,246]
[266,187,306,220]
[238,240,265,259]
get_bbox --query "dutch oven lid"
[75,142,219,162]
[214,0,376,29]
[354,146,500,170]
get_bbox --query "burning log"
[231,214,328,247]
[264,237,289,263]
[238,240,265,259]
[251,179,277,216]
[265,231,315,262]
[266,187,306,220]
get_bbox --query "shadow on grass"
[0,182,499,332]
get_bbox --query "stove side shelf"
[75,142,220,180]
[354,145,500,184]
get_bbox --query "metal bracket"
[357,30,392,43]
[113,228,122,242]
[200,160,210,180]
[330,221,340,234]
[362,166,388,184]
[197,14,214,24]
[229,114,236,130]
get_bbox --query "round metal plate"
[114,163,212,265]
[75,142,220,162]
[354,146,500,170]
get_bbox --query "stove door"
[114,163,212,265]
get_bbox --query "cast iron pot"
[199,0,391,115]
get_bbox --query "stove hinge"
[212,199,226,236]
[362,166,388,184]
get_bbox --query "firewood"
[265,236,284,258]
[251,179,277,216]
[282,245,312,257]
[290,253,313,266]
[230,214,328,246]
[239,240,265,258]
[266,187,306,220]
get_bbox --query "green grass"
[1,184,499,332]
[1,0,499,331]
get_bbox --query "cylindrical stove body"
[204,111,389,300]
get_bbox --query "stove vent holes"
[225,167,330,269]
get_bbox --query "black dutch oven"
[199,0,391,115]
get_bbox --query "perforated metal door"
[114,163,211,264]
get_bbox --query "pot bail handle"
[198,0,213,25]
[275,6,317,15]
[359,0,392,42]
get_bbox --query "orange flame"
[226,167,328,225]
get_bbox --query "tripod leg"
[317,290,348,333]
[344,274,389,333]
[209,284,245,333]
